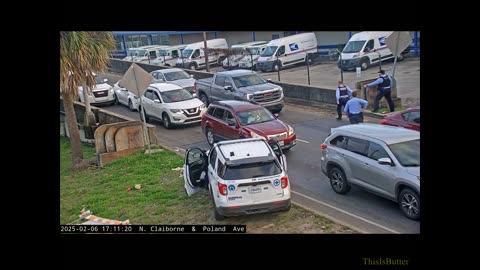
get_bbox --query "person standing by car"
[364,69,394,113]
[335,81,353,120]
[344,91,368,124]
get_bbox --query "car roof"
[151,68,184,74]
[216,69,258,76]
[217,138,271,162]
[149,83,183,92]
[210,100,260,112]
[332,123,419,145]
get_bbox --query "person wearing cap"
[335,81,353,120]
[344,91,368,124]
[364,70,395,113]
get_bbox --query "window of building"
[272,34,280,40]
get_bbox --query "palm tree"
[60,31,115,165]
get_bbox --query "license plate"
[278,141,284,146]
[97,91,105,95]
[249,186,262,193]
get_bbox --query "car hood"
[78,83,111,92]
[406,167,420,178]
[168,78,195,88]
[164,98,203,109]
[237,83,281,94]
[243,119,288,136]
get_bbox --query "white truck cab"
[222,41,268,70]
[175,38,229,70]
[78,73,116,106]
[133,45,169,63]
[151,44,187,67]
[257,33,318,72]
[338,31,409,71]
[184,138,290,220]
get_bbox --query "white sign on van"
[386,32,412,57]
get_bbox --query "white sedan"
[113,81,140,111]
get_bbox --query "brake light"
[281,176,289,189]
[381,119,388,125]
[218,182,228,196]
[320,144,327,150]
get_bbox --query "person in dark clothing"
[344,91,368,124]
[364,70,395,112]
[335,81,353,120]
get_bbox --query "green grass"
[60,136,356,233]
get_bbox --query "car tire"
[210,187,225,221]
[128,99,135,111]
[206,127,215,145]
[360,59,369,71]
[398,188,420,221]
[329,167,351,194]
[200,94,209,106]
[189,63,197,70]
[139,107,150,122]
[163,113,172,129]
[283,200,291,212]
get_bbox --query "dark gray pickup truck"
[196,69,284,113]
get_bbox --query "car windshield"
[127,49,137,56]
[94,75,104,84]
[388,139,420,167]
[232,74,266,88]
[246,47,260,55]
[236,108,275,126]
[181,49,193,58]
[158,49,169,56]
[160,89,193,103]
[261,46,278,57]
[343,40,366,53]
[222,161,282,180]
[135,50,147,57]
[164,71,190,81]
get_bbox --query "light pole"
[180,48,185,69]
[276,55,280,81]
[306,53,310,85]
[337,49,343,82]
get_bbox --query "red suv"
[201,100,296,150]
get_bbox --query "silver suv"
[320,124,420,220]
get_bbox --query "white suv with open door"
[184,138,290,220]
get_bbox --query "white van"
[151,44,187,67]
[222,41,268,69]
[133,45,169,63]
[123,45,156,61]
[338,31,409,71]
[238,43,269,70]
[257,33,318,72]
[175,38,229,70]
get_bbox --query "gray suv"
[320,124,420,220]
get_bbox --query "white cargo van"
[123,46,157,61]
[175,38,229,70]
[338,31,410,71]
[238,43,268,70]
[222,41,268,69]
[257,33,318,72]
[133,45,169,63]
[151,44,187,67]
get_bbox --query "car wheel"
[210,187,225,221]
[189,63,197,70]
[206,128,215,145]
[200,94,209,106]
[398,188,420,221]
[283,200,291,212]
[360,59,369,71]
[139,107,149,122]
[329,167,351,194]
[128,99,135,111]
[163,113,172,129]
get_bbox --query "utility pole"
[203,32,209,72]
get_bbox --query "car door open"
[184,147,207,196]
[268,140,287,172]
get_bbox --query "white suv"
[78,73,116,105]
[184,138,290,220]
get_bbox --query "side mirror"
[224,85,233,91]
[153,99,161,103]
[103,78,108,82]
[227,119,236,127]
[273,113,279,118]
[378,157,393,166]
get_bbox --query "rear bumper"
[217,199,291,216]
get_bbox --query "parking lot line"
[296,139,310,143]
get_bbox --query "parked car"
[196,69,284,113]
[150,68,196,96]
[201,100,296,150]
[139,83,206,129]
[381,106,420,131]
[184,138,290,220]
[320,124,420,220]
[113,81,140,111]
[78,73,116,106]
